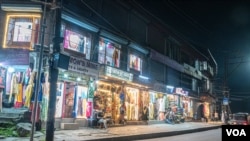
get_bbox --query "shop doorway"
[62,82,75,118]
[196,104,204,120]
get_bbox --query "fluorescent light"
[7,67,15,73]
[139,75,149,80]
[63,73,68,78]
[1,4,42,12]
[76,77,81,81]
[167,85,174,89]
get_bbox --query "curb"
[84,125,221,141]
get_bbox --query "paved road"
[1,121,222,141]
[133,128,222,141]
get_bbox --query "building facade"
[0,0,217,128]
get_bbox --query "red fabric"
[86,101,92,118]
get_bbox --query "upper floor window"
[129,54,142,71]
[3,13,41,50]
[98,37,121,68]
[62,23,92,60]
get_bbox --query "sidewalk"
[1,121,223,141]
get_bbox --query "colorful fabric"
[8,73,18,103]
[41,96,48,121]
[24,84,33,108]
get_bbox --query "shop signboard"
[0,49,29,65]
[175,87,189,96]
[105,66,133,82]
[223,98,229,105]
[68,56,99,79]
[58,70,89,85]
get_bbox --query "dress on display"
[8,73,18,103]
[41,72,49,121]
[24,72,36,108]
[15,84,23,108]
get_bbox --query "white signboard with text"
[68,56,99,79]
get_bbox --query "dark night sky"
[134,0,250,112]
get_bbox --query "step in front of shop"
[60,122,79,130]
[126,121,147,125]
[148,120,165,124]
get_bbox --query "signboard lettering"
[105,66,133,82]
[68,56,99,78]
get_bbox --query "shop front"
[200,95,215,120]
[48,54,99,127]
[171,87,191,118]
[97,65,149,122]
[148,83,176,121]
[148,83,167,121]
[0,49,32,109]
[57,70,89,119]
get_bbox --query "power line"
[165,0,211,35]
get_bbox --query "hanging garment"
[24,84,34,108]
[24,71,36,108]
[41,96,48,121]
[41,72,49,121]
[15,84,23,108]
[0,90,3,112]
[149,103,154,120]
[9,73,18,103]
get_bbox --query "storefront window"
[95,81,122,121]
[3,14,41,49]
[62,23,92,60]
[75,86,88,118]
[149,91,167,120]
[125,87,139,120]
[98,38,121,68]
[55,82,64,118]
[129,54,141,71]
[62,82,75,118]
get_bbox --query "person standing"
[119,102,126,124]
[142,106,149,125]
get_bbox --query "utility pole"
[46,0,62,140]
[223,56,231,116]
[30,0,47,140]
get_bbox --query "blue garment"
[31,72,44,102]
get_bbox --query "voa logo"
[226,129,246,136]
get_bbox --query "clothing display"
[8,73,18,103]
[41,72,49,121]
[14,83,23,108]
[0,90,3,112]
[55,82,63,118]
[24,71,36,108]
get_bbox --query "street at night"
[0,0,250,141]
